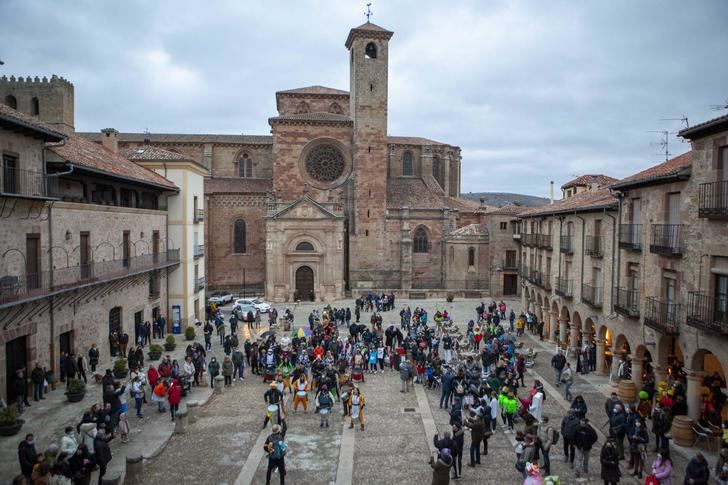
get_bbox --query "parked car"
[252,299,271,313]
[233,298,271,314]
[232,300,258,316]
[208,291,233,305]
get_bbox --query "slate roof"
[204,177,272,194]
[51,135,177,190]
[561,174,617,190]
[485,203,527,216]
[0,104,66,141]
[519,188,618,218]
[79,132,273,145]
[610,152,692,190]
[276,86,349,96]
[679,113,728,140]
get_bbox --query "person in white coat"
[60,426,78,455]
[529,382,545,423]
[489,391,499,432]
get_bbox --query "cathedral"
[84,22,505,301]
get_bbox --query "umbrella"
[259,330,275,339]
[296,328,311,337]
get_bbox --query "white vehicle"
[234,298,271,313]
[232,302,257,316]
[208,291,233,305]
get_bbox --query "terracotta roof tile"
[450,223,488,237]
[610,152,692,189]
[276,85,349,96]
[51,135,177,189]
[386,178,480,212]
[120,145,195,162]
[679,113,728,140]
[0,104,66,141]
[345,22,394,48]
[79,132,273,145]
[519,188,617,217]
[268,112,352,124]
[387,136,447,146]
[561,174,617,190]
[204,177,272,194]
[485,203,527,216]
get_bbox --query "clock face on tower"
[305,144,346,182]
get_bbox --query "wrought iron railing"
[555,277,573,297]
[411,279,490,290]
[613,287,640,318]
[0,166,57,199]
[619,224,642,251]
[541,273,552,291]
[650,224,683,256]
[698,180,728,219]
[644,297,681,335]
[502,258,519,270]
[195,277,206,291]
[560,236,573,254]
[582,283,603,308]
[522,234,538,247]
[195,208,205,222]
[538,234,553,250]
[194,245,204,258]
[0,249,180,306]
[687,292,728,335]
[584,235,603,258]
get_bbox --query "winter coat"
[222,359,233,377]
[18,440,36,475]
[651,456,672,485]
[570,398,588,419]
[529,391,544,422]
[466,415,485,442]
[167,380,182,406]
[208,359,220,377]
[79,422,97,453]
[60,434,78,455]
[93,436,112,466]
[600,443,621,482]
[684,457,710,485]
[609,410,627,438]
[537,423,554,451]
[399,362,411,381]
[574,424,598,451]
[429,455,453,485]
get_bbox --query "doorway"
[60,330,73,357]
[134,311,143,345]
[503,274,518,296]
[5,336,27,403]
[295,266,315,301]
[109,307,121,357]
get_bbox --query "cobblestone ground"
[135,298,689,484]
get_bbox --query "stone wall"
[0,75,75,132]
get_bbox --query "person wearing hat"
[429,447,453,485]
[637,390,652,419]
[263,381,285,429]
[264,424,286,485]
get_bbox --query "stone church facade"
[89,22,510,302]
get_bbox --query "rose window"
[305,144,345,182]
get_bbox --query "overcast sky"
[2,0,727,196]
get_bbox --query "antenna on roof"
[143,128,151,145]
[660,116,689,128]
[648,130,677,162]
[710,99,728,111]
[365,2,373,22]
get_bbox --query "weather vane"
[365,3,373,22]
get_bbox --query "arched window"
[329,102,343,115]
[468,247,475,266]
[413,227,429,253]
[365,42,377,59]
[233,219,246,253]
[4,95,17,110]
[402,151,413,176]
[432,156,441,186]
[295,101,310,114]
[238,153,253,178]
[295,241,314,251]
[30,97,39,115]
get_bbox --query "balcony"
[644,297,681,336]
[195,277,206,292]
[412,279,489,290]
[536,273,551,290]
[0,249,180,309]
[560,236,573,255]
[619,224,642,251]
[585,236,603,258]
[522,233,538,247]
[527,270,542,286]
[582,283,603,308]
[613,287,640,319]
[650,224,683,256]
[555,277,573,298]
[502,258,519,271]
[538,234,553,250]
[195,208,205,223]
[698,180,728,219]
[512,231,522,243]
[194,245,204,259]
[0,166,58,200]
[687,292,728,335]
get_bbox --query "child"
[368,348,378,375]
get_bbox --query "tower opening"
[365,42,377,59]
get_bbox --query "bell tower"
[345,22,393,288]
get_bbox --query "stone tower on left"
[0,75,75,133]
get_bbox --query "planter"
[671,415,695,447]
[164,344,176,352]
[66,392,86,403]
[113,369,128,379]
[148,351,162,361]
[185,334,194,341]
[0,419,25,437]
[617,379,636,404]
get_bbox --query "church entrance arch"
[295,266,315,302]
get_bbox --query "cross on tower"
[365,3,373,22]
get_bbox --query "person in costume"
[348,386,366,430]
[292,374,309,412]
[263,381,284,429]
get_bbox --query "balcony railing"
[512,231,522,242]
[644,297,681,336]
[0,249,180,308]
[195,208,205,223]
[650,224,683,256]
[412,279,490,290]
[0,166,58,199]
[585,236,603,258]
[522,234,538,247]
[555,277,573,298]
[502,258,519,271]
[698,180,728,219]
[541,273,552,290]
[619,224,642,251]
[560,236,573,254]
[527,270,542,286]
[195,277,206,292]
[613,287,640,318]
[538,234,553,251]
[582,283,603,308]
[687,292,728,335]
[194,245,204,258]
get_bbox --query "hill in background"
[461,192,549,208]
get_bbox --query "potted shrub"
[446,293,455,303]
[148,344,163,361]
[184,326,195,341]
[113,358,128,379]
[65,378,87,403]
[164,335,176,352]
[0,406,24,437]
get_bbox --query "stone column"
[548,310,557,342]
[570,325,580,353]
[101,473,121,485]
[596,339,607,375]
[631,357,644,391]
[126,455,144,482]
[521,290,528,313]
[653,365,668,386]
[686,371,707,421]
[535,304,542,325]
[400,207,412,291]
[559,317,569,347]
[611,353,621,386]
[214,375,225,394]
[174,411,188,434]
[186,400,199,424]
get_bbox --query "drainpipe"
[557,216,564,281]
[575,212,585,299]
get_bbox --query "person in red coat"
[167,379,182,421]
[147,365,159,388]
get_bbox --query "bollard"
[186,400,199,424]
[174,411,188,434]
[101,472,122,485]
[126,454,144,482]
[214,375,225,394]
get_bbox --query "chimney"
[550,181,554,204]
[100,128,119,153]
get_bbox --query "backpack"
[271,438,287,459]
[551,428,560,445]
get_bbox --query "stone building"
[79,22,498,301]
